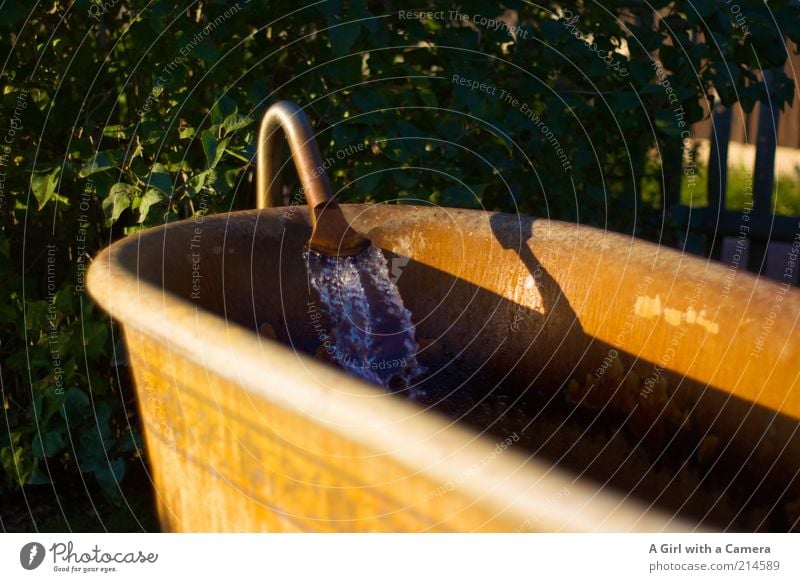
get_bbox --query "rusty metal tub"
[87,204,800,531]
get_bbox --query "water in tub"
[304,245,424,390]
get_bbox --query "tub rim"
[87,204,701,532]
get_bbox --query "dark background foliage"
[1,0,797,530]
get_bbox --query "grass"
[679,163,800,216]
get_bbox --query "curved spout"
[256,100,369,256]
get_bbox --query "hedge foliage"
[1,0,798,502]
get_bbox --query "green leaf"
[441,185,482,209]
[186,170,214,197]
[221,113,253,135]
[82,318,108,358]
[587,185,607,202]
[612,92,640,110]
[102,183,136,225]
[0,4,29,26]
[77,424,114,470]
[201,129,230,169]
[32,430,65,458]
[93,457,126,499]
[659,45,683,71]
[392,171,418,189]
[0,3,28,26]
[30,167,61,210]
[115,430,143,454]
[145,163,172,194]
[1,445,32,489]
[328,19,360,57]
[29,462,52,485]
[77,432,102,467]
[689,0,715,19]
[101,125,129,139]
[317,0,340,18]
[210,95,237,124]
[61,388,91,422]
[138,189,164,223]
[94,400,113,439]
[655,110,683,138]
[35,387,67,426]
[353,165,383,195]
[79,151,121,177]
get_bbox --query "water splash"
[305,245,424,389]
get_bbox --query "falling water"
[305,245,424,390]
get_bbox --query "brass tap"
[256,100,369,256]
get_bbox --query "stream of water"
[305,245,424,390]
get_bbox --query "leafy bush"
[1,0,798,510]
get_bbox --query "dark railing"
[670,65,799,285]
